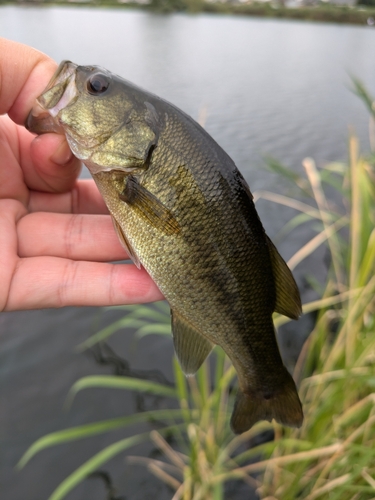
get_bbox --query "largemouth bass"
[26,61,303,433]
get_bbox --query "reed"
[253,142,375,498]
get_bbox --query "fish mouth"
[26,60,78,134]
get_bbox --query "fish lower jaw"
[26,103,64,135]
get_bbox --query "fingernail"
[50,139,73,166]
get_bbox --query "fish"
[26,61,303,434]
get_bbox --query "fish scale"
[26,61,304,434]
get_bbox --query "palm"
[0,116,163,311]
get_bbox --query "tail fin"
[230,370,303,434]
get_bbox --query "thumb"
[0,37,57,124]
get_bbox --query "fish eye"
[87,73,110,95]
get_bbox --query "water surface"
[1,8,375,499]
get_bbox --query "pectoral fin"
[119,175,180,236]
[266,236,302,320]
[171,310,214,375]
[111,215,141,269]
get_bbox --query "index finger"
[0,38,57,124]
[28,179,109,215]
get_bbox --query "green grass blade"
[65,375,177,408]
[274,212,317,242]
[76,317,148,351]
[135,323,172,339]
[77,303,171,351]
[173,357,191,425]
[351,76,375,119]
[154,301,171,314]
[197,359,210,406]
[265,156,312,196]
[48,434,147,500]
[128,305,170,322]
[18,408,186,469]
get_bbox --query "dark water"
[1,8,375,499]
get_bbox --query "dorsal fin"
[171,309,214,375]
[266,235,302,320]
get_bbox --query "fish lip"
[26,60,78,134]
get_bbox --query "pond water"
[1,7,375,499]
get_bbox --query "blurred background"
[1,7,375,499]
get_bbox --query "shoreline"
[2,0,375,25]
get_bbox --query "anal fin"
[111,215,141,269]
[171,309,214,375]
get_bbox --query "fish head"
[26,61,159,175]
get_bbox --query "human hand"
[0,38,163,311]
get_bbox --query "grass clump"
[252,136,375,499]
[251,80,375,496]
